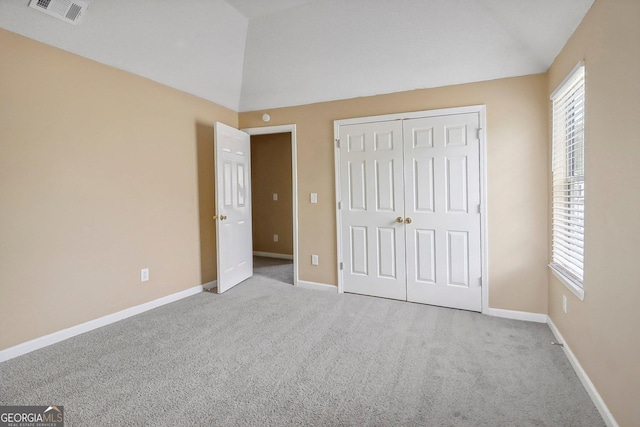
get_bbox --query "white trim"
[334,105,486,126]
[333,120,344,293]
[550,60,585,100]
[478,107,490,313]
[547,318,619,427]
[334,105,488,308]
[253,251,294,260]
[484,308,548,323]
[296,280,338,293]
[549,263,585,300]
[0,285,203,363]
[243,124,299,287]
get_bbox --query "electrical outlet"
[310,193,318,204]
[562,295,567,314]
[311,254,319,265]
[273,234,278,242]
[141,268,149,282]
[273,193,278,201]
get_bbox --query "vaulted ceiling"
[0,0,594,112]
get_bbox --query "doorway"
[244,125,298,287]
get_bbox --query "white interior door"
[339,121,406,300]
[403,114,482,311]
[215,122,253,293]
[337,110,483,312]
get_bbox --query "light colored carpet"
[0,276,604,426]
[253,256,293,285]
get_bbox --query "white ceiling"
[0,0,595,112]
[225,0,316,20]
[240,0,595,111]
[0,0,248,111]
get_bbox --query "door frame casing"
[242,124,299,287]
[333,105,489,312]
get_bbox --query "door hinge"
[335,138,341,148]
[477,203,481,214]
[338,201,342,210]
[479,277,482,287]
[339,262,344,270]
[476,128,483,140]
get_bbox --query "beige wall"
[0,29,237,350]
[547,0,640,425]
[240,73,550,313]
[251,133,294,256]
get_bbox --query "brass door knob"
[213,215,218,220]
[396,217,404,223]
[405,217,412,224]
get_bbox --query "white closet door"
[403,114,482,311]
[339,121,406,300]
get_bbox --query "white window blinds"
[551,65,585,289]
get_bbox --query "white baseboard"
[253,251,294,260]
[483,307,548,323]
[0,285,203,363]
[547,318,619,427]
[296,280,337,293]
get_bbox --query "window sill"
[549,263,585,301]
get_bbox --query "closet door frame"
[334,105,489,313]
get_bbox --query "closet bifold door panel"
[339,121,407,300]
[337,110,483,312]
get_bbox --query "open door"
[214,122,253,293]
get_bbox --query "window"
[550,64,585,300]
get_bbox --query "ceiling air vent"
[29,0,88,25]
